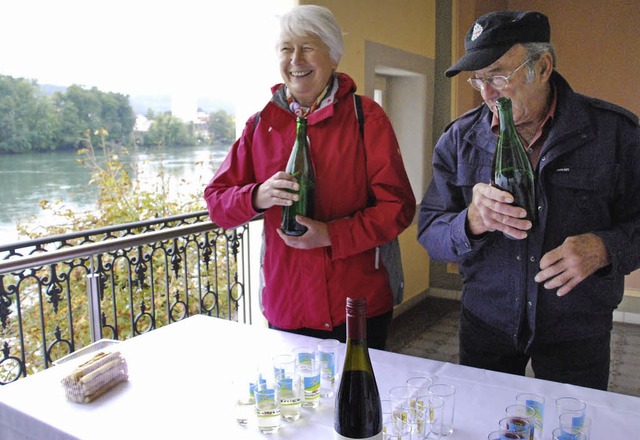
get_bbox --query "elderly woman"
[204,5,415,349]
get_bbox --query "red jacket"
[204,73,415,330]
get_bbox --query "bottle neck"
[497,100,516,136]
[346,298,367,342]
[296,117,307,145]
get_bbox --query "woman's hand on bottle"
[253,171,299,211]
[467,183,531,239]
[277,216,331,249]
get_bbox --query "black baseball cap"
[445,11,550,77]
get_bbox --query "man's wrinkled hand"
[535,233,611,296]
[467,183,532,239]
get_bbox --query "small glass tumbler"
[273,353,302,422]
[498,416,534,440]
[254,381,281,434]
[515,393,544,440]
[317,339,340,398]
[555,397,586,419]
[293,347,320,409]
[419,393,444,439]
[407,375,433,410]
[505,404,536,440]
[388,385,412,407]
[558,413,591,440]
[232,377,255,426]
[428,383,456,436]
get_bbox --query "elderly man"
[418,11,640,389]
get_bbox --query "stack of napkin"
[61,351,128,403]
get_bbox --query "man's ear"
[538,53,553,81]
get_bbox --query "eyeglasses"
[467,58,531,91]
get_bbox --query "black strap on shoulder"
[353,94,364,138]
[251,111,260,136]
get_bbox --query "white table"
[1,314,639,439]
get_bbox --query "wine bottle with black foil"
[491,96,536,238]
[281,117,315,236]
[334,297,383,440]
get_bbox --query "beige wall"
[303,0,436,85]
[452,1,640,116]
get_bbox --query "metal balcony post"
[86,258,102,342]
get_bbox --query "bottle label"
[333,432,382,440]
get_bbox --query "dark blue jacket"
[418,71,640,347]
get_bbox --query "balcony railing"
[0,211,252,385]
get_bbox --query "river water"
[0,144,230,244]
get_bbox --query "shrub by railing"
[0,211,251,385]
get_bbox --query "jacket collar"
[262,73,357,131]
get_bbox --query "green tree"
[0,75,59,153]
[208,109,235,144]
[52,85,135,150]
[143,112,196,147]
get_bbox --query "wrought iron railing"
[0,211,252,385]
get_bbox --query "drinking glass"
[254,381,281,434]
[427,383,455,436]
[407,375,433,409]
[515,393,544,440]
[558,413,591,440]
[388,385,412,407]
[498,416,534,440]
[555,397,586,419]
[420,393,444,440]
[231,376,255,426]
[293,347,320,409]
[273,353,302,422]
[505,404,536,440]
[317,339,340,398]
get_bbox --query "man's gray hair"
[522,42,556,82]
[278,5,344,65]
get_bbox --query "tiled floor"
[386,295,640,398]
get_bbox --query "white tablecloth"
[1,314,638,439]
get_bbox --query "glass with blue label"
[505,404,536,440]
[558,413,591,440]
[273,353,302,422]
[499,415,534,440]
[293,346,320,408]
[515,393,544,440]
[317,338,340,398]
[254,381,281,434]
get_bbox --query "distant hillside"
[39,84,234,115]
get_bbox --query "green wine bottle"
[281,117,315,236]
[334,297,382,440]
[491,97,536,238]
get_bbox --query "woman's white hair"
[278,5,344,64]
